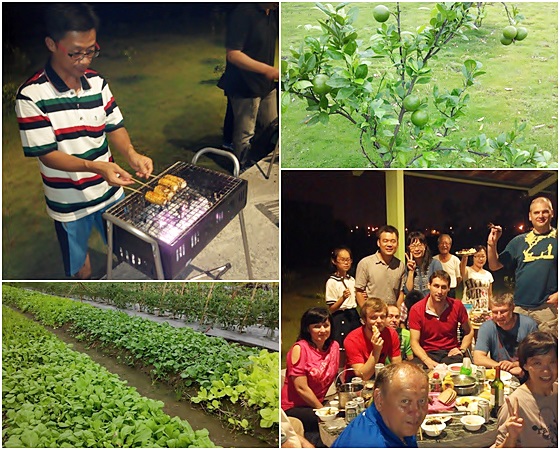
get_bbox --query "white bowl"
[461,414,485,431]
[315,407,339,422]
[421,419,446,437]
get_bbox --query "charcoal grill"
[103,149,253,280]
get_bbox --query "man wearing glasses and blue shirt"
[15,4,152,279]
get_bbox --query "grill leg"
[238,210,253,279]
[151,243,166,280]
[106,221,114,280]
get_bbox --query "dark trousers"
[412,349,463,369]
[284,407,326,447]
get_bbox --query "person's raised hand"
[487,224,503,246]
[504,396,523,441]
[371,325,384,353]
[405,252,416,272]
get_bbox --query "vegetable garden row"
[16,282,279,335]
[2,306,216,448]
[3,285,279,446]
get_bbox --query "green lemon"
[403,95,421,112]
[411,110,429,128]
[500,36,513,46]
[502,25,518,40]
[373,5,391,23]
[515,27,528,41]
[312,74,331,95]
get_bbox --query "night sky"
[282,170,558,269]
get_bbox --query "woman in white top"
[325,246,361,349]
[460,245,494,310]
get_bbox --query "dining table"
[318,373,519,448]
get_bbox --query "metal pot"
[451,374,479,396]
[335,369,364,408]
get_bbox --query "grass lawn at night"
[281,2,558,168]
[3,8,234,279]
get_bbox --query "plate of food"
[455,396,482,412]
[448,363,462,373]
[485,369,512,382]
[457,248,477,256]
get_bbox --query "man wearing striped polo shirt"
[15,4,153,279]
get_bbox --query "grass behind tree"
[281,2,558,168]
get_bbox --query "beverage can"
[375,363,385,378]
[345,401,358,424]
[478,399,490,422]
[354,396,365,413]
[351,377,363,385]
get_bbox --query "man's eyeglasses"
[57,42,100,62]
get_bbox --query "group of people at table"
[281,197,557,448]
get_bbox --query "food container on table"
[421,418,446,437]
[315,407,339,422]
[336,369,363,408]
[461,414,485,431]
[451,374,479,396]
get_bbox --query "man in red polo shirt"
[409,270,474,370]
[344,298,402,380]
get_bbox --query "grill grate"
[104,161,248,279]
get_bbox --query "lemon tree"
[282,2,551,168]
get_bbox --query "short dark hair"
[374,361,428,395]
[45,3,99,41]
[429,269,451,286]
[297,307,335,350]
[331,246,352,268]
[517,331,558,379]
[474,245,486,254]
[405,289,425,312]
[377,225,399,240]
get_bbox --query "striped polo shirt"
[15,61,124,222]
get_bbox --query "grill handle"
[192,147,241,177]
[192,148,253,280]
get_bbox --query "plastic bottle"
[432,372,442,393]
[491,367,505,417]
[460,356,472,376]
